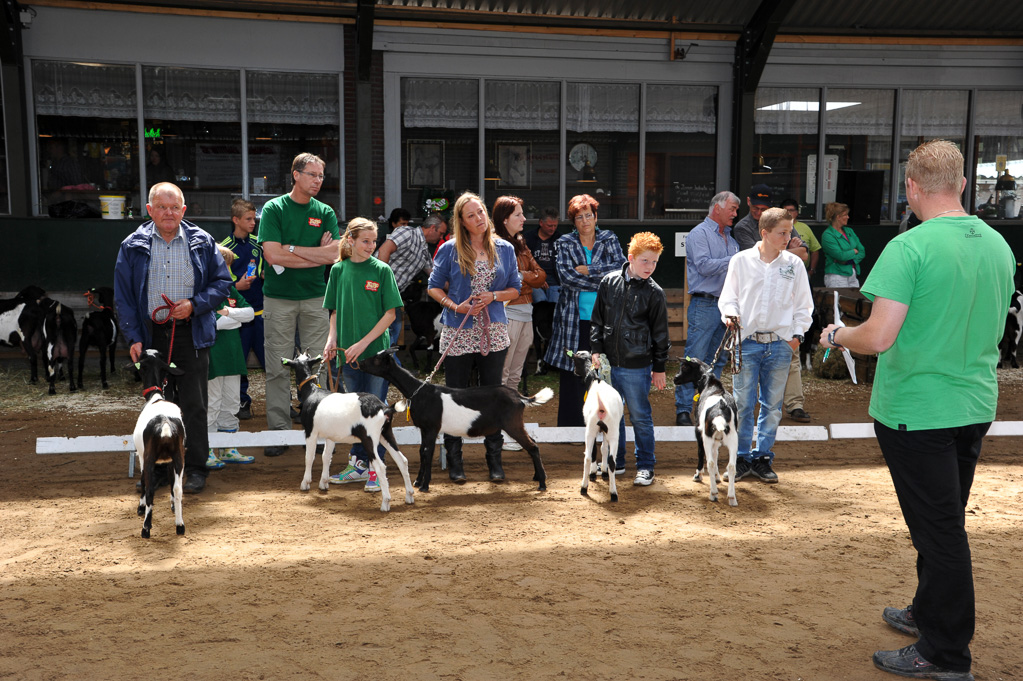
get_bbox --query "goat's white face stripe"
[440,393,481,437]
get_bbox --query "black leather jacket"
[590,262,670,372]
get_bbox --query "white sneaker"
[634,470,654,486]
[502,440,523,451]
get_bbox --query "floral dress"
[440,259,510,357]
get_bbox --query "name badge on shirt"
[365,280,380,292]
[308,218,322,227]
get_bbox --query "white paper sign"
[676,231,689,258]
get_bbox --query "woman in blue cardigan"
[428,191,522,484]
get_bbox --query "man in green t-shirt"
[821,140,1015,681]
[257,153,341,455]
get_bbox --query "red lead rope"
[151,294,181,366]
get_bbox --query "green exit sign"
[144,127,162,139]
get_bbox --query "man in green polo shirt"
[258,153,341,456]
[821,140,1015,681]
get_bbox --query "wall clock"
[568,143,597,172]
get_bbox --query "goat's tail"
[711,415,728,440]
[522,386,554,406]
[596,420,608,434]
[388,399,408,418]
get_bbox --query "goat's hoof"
[70,385,77,392]
[693,472,702,482]
[136,504,145,517]
[537,482,547,492]
[709,495,718,503]
[601,471,609,481]
[728,497,738,507]
[48,388,56,395]
[319,483,329,492]
[177,525,185,535]
[141,528,150,539]
[102,382,109,389]
[588,473,596,481]
[610,493,619,503]
[380,501,391,512]
[300,482,311,491]
[405,493,414,505]
[580,486,588,496]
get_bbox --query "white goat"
[283,353,414,513]
[133,350,186,537]
[569,350,623,503]
[674,356,740,507]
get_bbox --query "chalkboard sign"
[669,155,715,209]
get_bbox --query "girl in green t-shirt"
[322,218,404,488]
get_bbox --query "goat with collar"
[569,350,623,502]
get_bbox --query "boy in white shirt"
[719,207,813,483]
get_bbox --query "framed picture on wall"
[407,140,444,189]
[497,142,530,189]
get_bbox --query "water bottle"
[246,259,257,278]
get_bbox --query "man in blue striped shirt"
[674,191,741,426]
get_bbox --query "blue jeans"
[532,284,560,304]
[339,364,389,461]
[388,315,403,347]
[610,365,655,471]
[675,296,728,413]
[732,338,792,462]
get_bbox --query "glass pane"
[824,89,895,219]
[483,80,559,220]
[401,77,479,218]
[973,90,1023,219]
[0,73,7,214]
[246,71,340,213]
[33,60,139,218]
[143,66,241,218]
[897,90,968,217]
[754,87,820,220]
[567,82,639,220]
[645,84,717,220]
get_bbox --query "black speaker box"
[836,170,884,224]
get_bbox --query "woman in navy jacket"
[428,192,521,484]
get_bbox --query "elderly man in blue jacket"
[114,182,232,494]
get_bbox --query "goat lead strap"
[151,294,180,366]
[414,297,478,399]
[712,316,742,372]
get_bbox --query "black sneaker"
[727,457,752,482]
[872,643,973,681]
[883,605,921,637]
[675,411,693,426]
[236,403,252,420]
[264,445,289,457]
[751,455,779,483]
[183,471,207,495]
[788,408,811,423]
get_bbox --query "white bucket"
[99,195,125,220]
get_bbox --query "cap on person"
[748,184,772,207]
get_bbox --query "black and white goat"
[282,353,414,512]
[0,285,47,383]
[40,297,77,395]
[569,350,622,503]
[998,290,1023,369]
[133,350,186,538]
[358,348,552,493]
[673,356,739,507]
[78,286,120,389]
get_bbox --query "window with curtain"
[400,77,478,219]
[246,71,340,212]
[754,87,821,220]
[898,89,968,216]
[973,90,1023,219]
[824,89,895,219]
[142,66,241,218]
[483,80,559,221]
[33,60,139,218]
[644,84,717,219]
[566,82,639,220]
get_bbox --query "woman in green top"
[322,217,404,485]
[821,201,866,288]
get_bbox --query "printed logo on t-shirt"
[779,264,796,280]
[965,227,982,239]
[365,280,380,292]
[227,297,237,307]
[308,217,322,227]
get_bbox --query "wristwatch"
[288,244,296,253]
[827,328,843,348]
[793,334,804,343]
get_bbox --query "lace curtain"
[33,61,137,119]
[566,82,638,132]
[484,80,559,130]
[974,90,1023,137]
[142,66,240,122]
[246,71,340,126]
[900,90,968,139]
[403,78,479,129]
[646,84,717,134]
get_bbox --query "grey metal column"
[355,0,375,218]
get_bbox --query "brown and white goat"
[133,350,186,538]
[674,356,740,507]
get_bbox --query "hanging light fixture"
[485,158,501,182]
[580,159,597,183]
